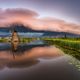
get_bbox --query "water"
[0,41,80,80]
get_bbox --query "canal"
[0,40,80,80]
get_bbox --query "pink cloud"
[0,8,80,34]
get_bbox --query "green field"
[43,38,80,60]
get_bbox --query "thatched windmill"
[11,28,20,51]
[11,29,20,43]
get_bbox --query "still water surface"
[0,41,80,80]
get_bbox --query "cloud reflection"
[0,46,63,69]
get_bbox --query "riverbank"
[43,38,80,60]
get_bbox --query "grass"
[0,38,8,42]
[43,38,80,60]
[43,38,80,50]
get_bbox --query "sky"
[0,0,80,34]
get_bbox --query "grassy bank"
[43,38,80,50]
[43,38,80,60]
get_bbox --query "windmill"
[11,28,20,51]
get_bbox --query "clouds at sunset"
[0,8,80,34]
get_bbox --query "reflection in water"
[11,42,19,51]
[11,42,19,59]
[0,42,80,80]
[0,44,63,69]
